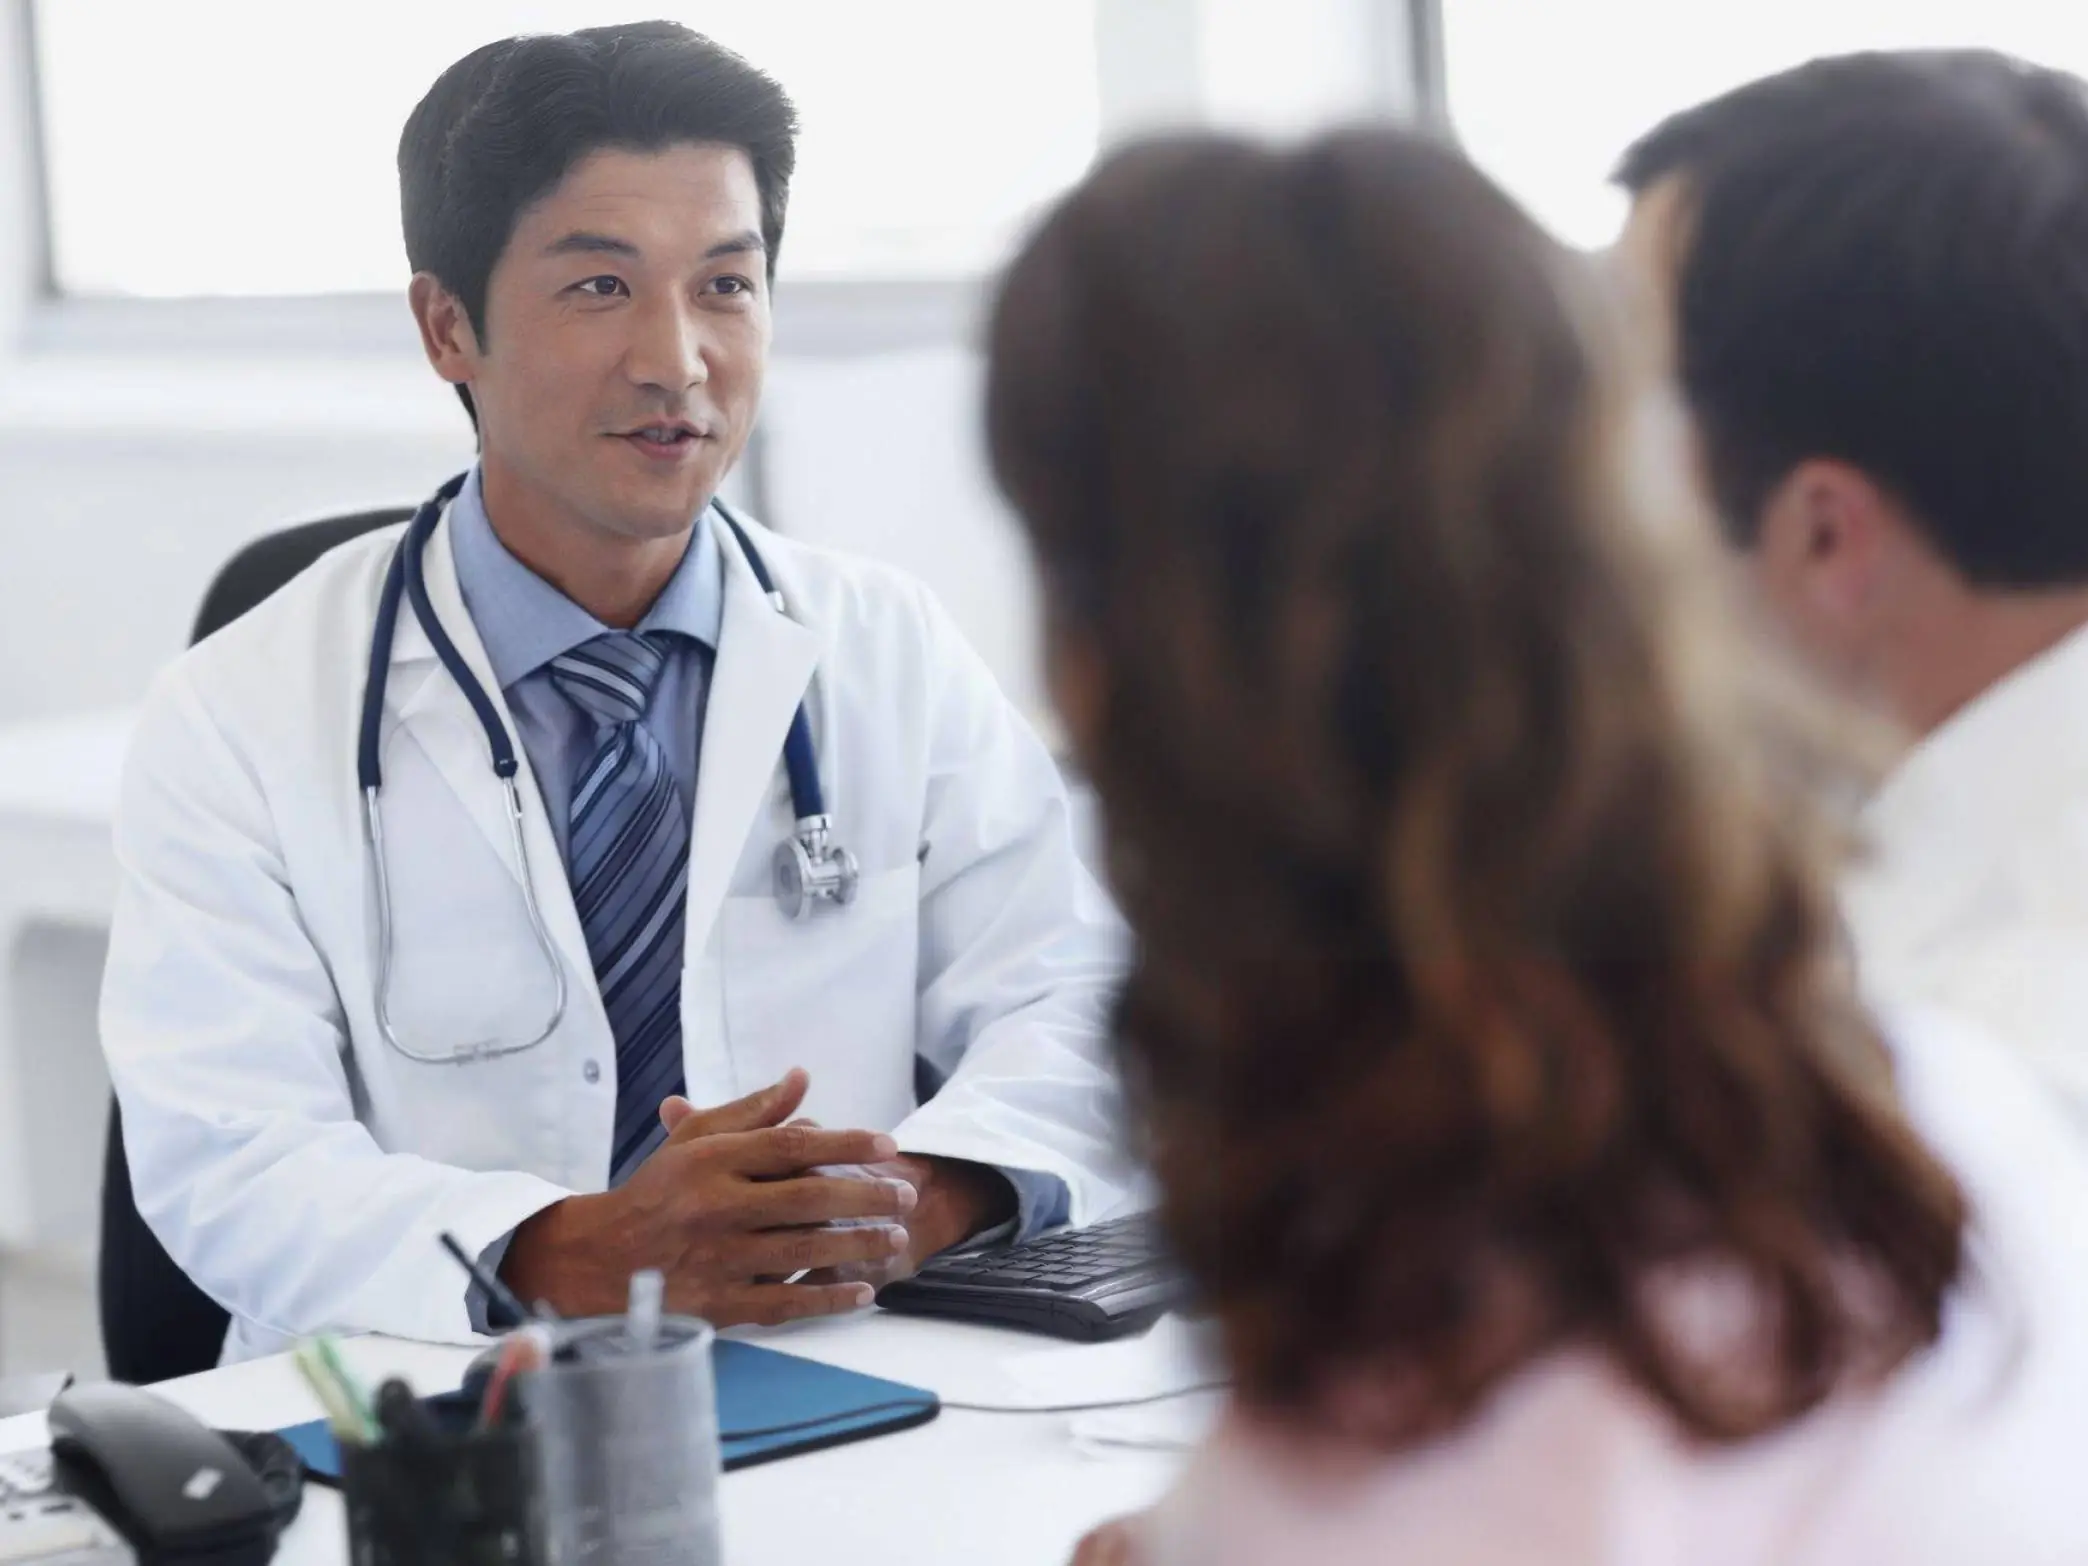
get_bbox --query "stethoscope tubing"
[356,474,836,1064]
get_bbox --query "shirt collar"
[447,465,726,690]
[1846,618,2088,964]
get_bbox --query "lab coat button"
[582,1059,602,1085]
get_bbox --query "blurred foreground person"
[987,129,2088,1566]
[1616,52,2088,1119]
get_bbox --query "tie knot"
[550,632,669,728]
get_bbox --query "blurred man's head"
[1615,51,2088,734]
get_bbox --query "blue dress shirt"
[449,467,721,857]
[447,471,1062,1323]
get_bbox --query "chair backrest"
[99,505,412,1383]
[188,507,416,643]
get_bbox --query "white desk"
[0,1310,1184,1566]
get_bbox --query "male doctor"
[100,21,1131,1360]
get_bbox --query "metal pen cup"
[522,1315,722,1566]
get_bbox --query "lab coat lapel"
[684,513,821,963]
[385,511,596,992]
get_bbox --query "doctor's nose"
[622,293,711,396]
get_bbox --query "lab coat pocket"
[718,864,921,1131]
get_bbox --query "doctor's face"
[437,142,772,544]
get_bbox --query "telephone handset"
[43,1383,282,1566]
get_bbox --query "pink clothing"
[1143,1007,2088,1566]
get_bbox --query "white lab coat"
[100,503,1135,1361]
[1842,620,2088,1128]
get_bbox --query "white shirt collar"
[1846,618,2088,971]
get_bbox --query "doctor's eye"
[572,275,630,299]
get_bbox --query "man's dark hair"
[1616,50,2088,587]
[399,22,796,419]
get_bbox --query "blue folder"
[278,1337,940,1480]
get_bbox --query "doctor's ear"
[408,272,484,388]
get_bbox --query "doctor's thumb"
[661,1068,811,1141]
[657,1096,698,1133]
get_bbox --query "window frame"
[4,0,1435,364]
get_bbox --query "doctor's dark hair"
[988,131,1966,1447]
[399,21,796,419]
[1616,50,2088,586]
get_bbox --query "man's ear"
[1754,458,1895,624]
[407,272,480,389]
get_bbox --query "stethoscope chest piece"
[775,813,861,920]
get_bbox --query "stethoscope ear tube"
[779,706,825,820]
[402,477,522,780]
[359,472,469,794]
[358,538,411,795]
[713,500,830,826]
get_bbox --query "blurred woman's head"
[985,129,1964,1445]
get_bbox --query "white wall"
[0,420,466,721]
[0,347,1045,730]
[762,349,1045,726]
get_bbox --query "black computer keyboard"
[876,1214,1181,1342]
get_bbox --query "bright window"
[1443,0,2088,249]
[32,1,1099,296]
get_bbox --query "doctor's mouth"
[612,418,717,465]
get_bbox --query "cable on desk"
[716,1382,1229,1443]
[942,1381,1229,1416]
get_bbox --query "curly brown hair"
[985,130,1966,1445]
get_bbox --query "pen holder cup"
[522,1315,722,1566]
[340,1396,547,1566]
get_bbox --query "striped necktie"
[550,632,689,1184]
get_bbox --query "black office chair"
[99,504,414,1384]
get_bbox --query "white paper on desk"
[998,1312,1220,1406]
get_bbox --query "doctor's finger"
[713,1281,877,1328]
[665,1069,810,1143]
[1071,1520,1146,1566]
[741,1174,919,1228]
[738,1222,911,1278]
[724,1123,899,1177]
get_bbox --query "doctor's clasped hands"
[501,1069,932,1324]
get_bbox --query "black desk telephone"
[2,1383,285,1566]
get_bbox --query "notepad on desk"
[278,1337,940,1481]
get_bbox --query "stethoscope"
[357,470,860,1064]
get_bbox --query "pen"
[478,1327,548,1429]
[294,1340,377,1444]
[438,1229,559,1324]
[312,1336,380,1441]
[291,1344,355,1440]
[374,1378,440,1448]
